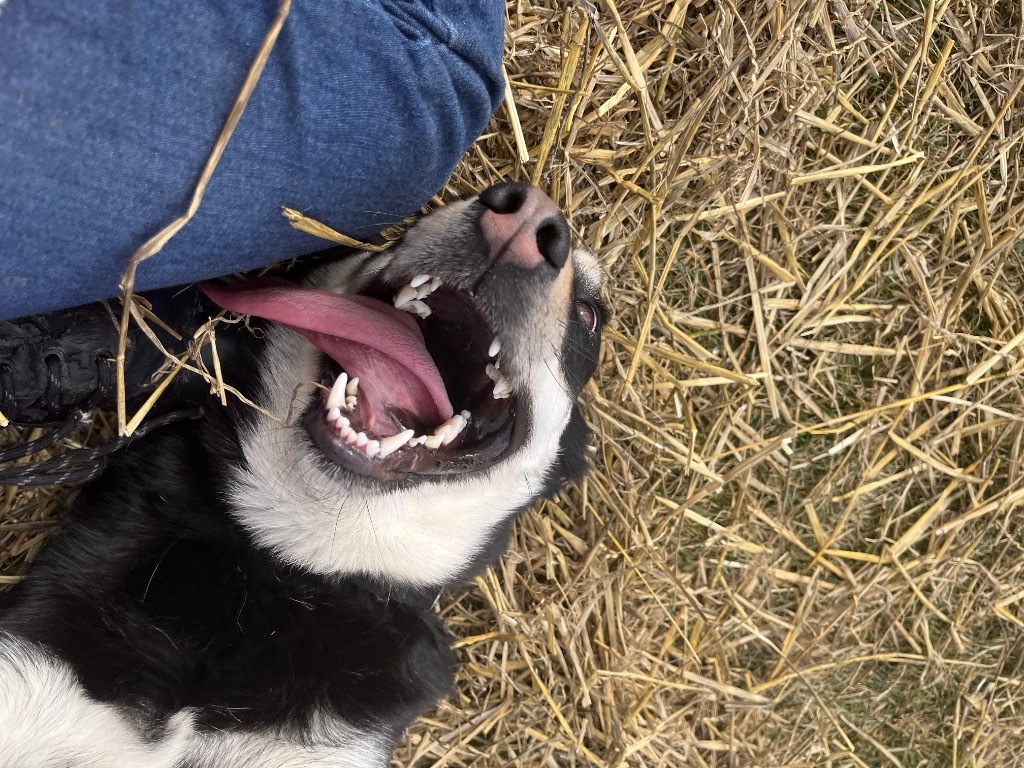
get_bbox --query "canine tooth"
[327,406,342,423]
[355,432,369,447]
[406,300,431,318]
[485,363,500,382]
[488,338,501,358]
[346,377,359,396]
[377,429,415,459]
[327,372,348,410]
[435,413,467,445]
[410,274,431,288]
[423,433,444,449]
[364,440,381,458]
[433,414,462,434]
[416,276,442,299]
[394,284,418,308]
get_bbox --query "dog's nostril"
[478,182,569,271]
[536,219,569,270]
[479,182,528,215]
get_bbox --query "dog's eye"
[575,299,599,334]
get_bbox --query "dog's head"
[205,183,606,591]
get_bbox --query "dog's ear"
[541,404,592,498]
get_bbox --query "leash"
[0,408,203,487]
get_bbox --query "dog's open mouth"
[205,275,518,481]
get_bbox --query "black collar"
[346,574,442,611]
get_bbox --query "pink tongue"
[204,277,453,434]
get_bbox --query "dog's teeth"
[434,413,467,445]
[404,300,431,318]
[461,410,471,420]
[345,395,358,409]
[410,435,427,447]
[364,440,381,458]
[346,377,359,396]
[327,406,342,423]
[488,338,501,358]
[377,429,415,459]
[396,290,432,317]
[432,414,462,434]
[410,274,432,288]
[486,363,512,396]
[423,433,445,449]
[416,276,442,299]
[327,372,348,411]
[485,364,512,398]
[394,284,418,308]
[355,432,369,447]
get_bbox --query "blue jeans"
[0,0,504,321]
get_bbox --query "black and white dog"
[0,183,606,767]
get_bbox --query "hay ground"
[4,0,1024,765]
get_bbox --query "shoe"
[0,285,211,425]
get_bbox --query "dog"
[0,182,607,767]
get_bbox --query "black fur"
[0,420,451,743]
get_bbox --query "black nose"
[478,182,570,271]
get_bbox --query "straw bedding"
[4,0,1024,764]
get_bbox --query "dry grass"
[5,0,1024,765]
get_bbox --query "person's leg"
[0,0,504,321]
